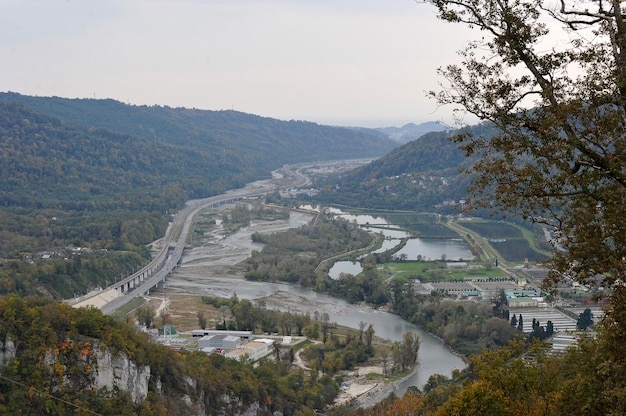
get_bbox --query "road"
[74,160,372,315]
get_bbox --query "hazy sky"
[1,0,477,127]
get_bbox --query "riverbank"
[335,364,419,410]
[164,202,465,393]
[157,290,413,409]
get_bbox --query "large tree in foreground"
[424,5,626,412]
[430,0,626,296]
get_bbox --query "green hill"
[0,92,395,174]
[311,124,496,211]
[0,102,223,212]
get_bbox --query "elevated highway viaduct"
[74,159,372,315]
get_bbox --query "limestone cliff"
[0,297,278,415]
[0,335,16,365]
[92,346,152,402]
[41,338,153,403]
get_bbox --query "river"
[167,207,466,393]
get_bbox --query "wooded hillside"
[0,92,395,175]
[311,124,496,211]
[0,295,338,415]
[0,94,396,297]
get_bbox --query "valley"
[0,93,614,415]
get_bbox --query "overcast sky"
[1,0,477,128]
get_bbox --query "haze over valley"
[3,0,626,414]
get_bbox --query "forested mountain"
[0,92,396,172]
[311,123,496,211]
[0,103,223,212]
[0,94,396,298]
[375,121,447,143]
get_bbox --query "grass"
[158,294,221,332]
[293,339,314,352]
[512,223,553,258]
[111,295,147,320]
[385,261,508,282]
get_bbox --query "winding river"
[165,167,465,397]
[168,210,466,394]
[169,276,465,391]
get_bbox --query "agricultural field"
[383,261,508,283]
[488,238,550,263]
[458,219,551,263]
[458,220,522,238]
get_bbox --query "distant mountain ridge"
[376,121,448,143]
[0,93,399,297]
[0,92,397,171]
[0,92,398,209]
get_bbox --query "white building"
[225,341,273,362]
[197,334,241,350]
[191,329,252,339]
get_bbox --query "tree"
[431,0,626,308]
[218,305,231,329]
[577,308,594,331]
[380,348,390,376]
[359,320,366,344]
[320,312,331,344]
[365,324,376,355]
[197,311,207,330]
[397,331,421,372]
[546,320,554,337]
[234,299,255,331]
[137,305,155,328]
[387,279,405,310]
[433,380,514,416]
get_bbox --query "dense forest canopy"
[0,103,218,211]
[0,92,396,170]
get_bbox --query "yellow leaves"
[434,380,513,416]
[53,361,65,382]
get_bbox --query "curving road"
[80,160,372,315]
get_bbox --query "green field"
[488,239,550,262]
[383,261,508,282]
[457,219,551,262]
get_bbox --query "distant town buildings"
[186,330,298,362]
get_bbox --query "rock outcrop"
[41,339,152,403]
[0,335,16,365]
[92,346,152,402]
